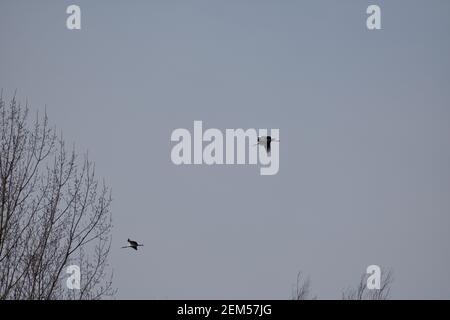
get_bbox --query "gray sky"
[1,0,450,299]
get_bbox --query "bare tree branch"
[342,267,393,300]
[291,271,316,300]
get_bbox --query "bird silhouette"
[121,238,144,251]
[256,136,279,154]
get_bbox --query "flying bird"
[256,136,279,154]
[121,238,144,251]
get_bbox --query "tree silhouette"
[0,92,114,299]
[291,268,393,300]
[342,268,393,300]
[291,272,316,300]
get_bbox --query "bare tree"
[342,268,393,300]
[291,268,393,300]
[0,92,115,300]
[291,272,316,300]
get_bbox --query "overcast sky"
[1,0,450,299]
